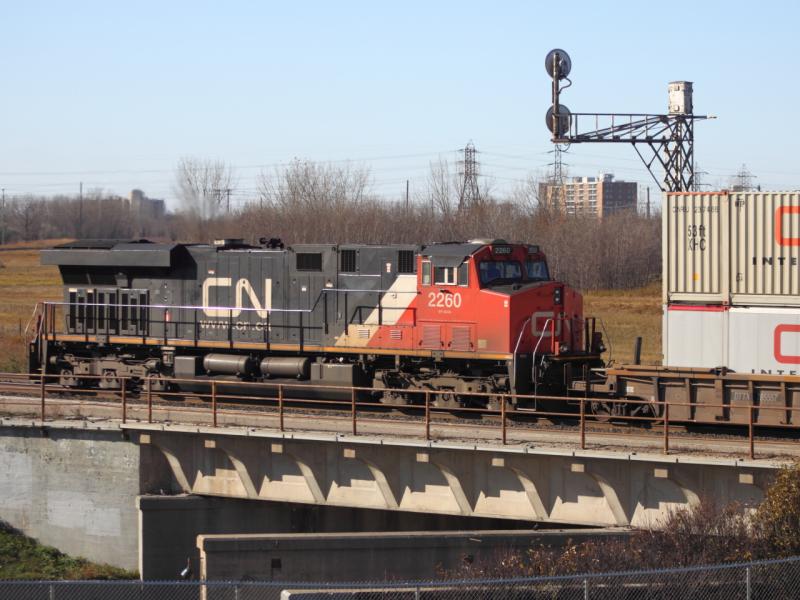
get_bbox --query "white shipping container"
[664,191,800,306]
[662,305,727,368]
[663,304,800,374]
[729,306,800,375]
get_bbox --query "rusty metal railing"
[1,370,799,461]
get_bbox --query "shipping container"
[729,306,800,375]
[730,192,800,304]
[663,304,800,374]
[663,191,800,306]
[662,304,727,368]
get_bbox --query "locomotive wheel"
[59,368,79,388]
[486,395,511,413]
[432,391,461,409]
[379,390,410,407]
[589,400,624,422]
[145,373,169,393]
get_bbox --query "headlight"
[559,343,570,354]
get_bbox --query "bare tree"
[257,159,370,212]
[424,159,457,216]
[509,173,542,213]
[174,157,236,220]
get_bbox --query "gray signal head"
[545,105,571,137]
[545,49,571,80]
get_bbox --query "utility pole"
[1,188,5,246]
[78,182,83,238]
[646,187,651,218]
[405,179,409,212]
[213,187,233,214]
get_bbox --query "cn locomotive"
[31,237,605,408]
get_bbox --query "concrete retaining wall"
[138,495,540,580]
[0,426,145,571]
[198,529,631,582]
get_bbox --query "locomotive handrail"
[41,286,419,314]
[41,300,315,314]
[511,316,532,391]
[24,302,43,343]
[531,317,553,399]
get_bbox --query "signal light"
[545,49,571,80]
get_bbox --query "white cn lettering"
[202,277,272,318]
[235,278,272,318]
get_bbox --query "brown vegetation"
[1,159,661,291]
[442,463,800,578]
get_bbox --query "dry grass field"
[0,242,663,372]
[583,282,662,366]
[0,241,64,371]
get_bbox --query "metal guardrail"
[1,555,799,599]
[1,365,798,460]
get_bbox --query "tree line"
[0,158,660,290]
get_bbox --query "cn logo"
[775,206,800,246]
[201,278,272,318]
[774,324,800,364]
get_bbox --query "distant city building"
[128,189,166,221]
[538,174,638,217]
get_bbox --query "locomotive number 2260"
[427,291,462,308]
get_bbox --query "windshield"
[526,259,549,281]
[479,260,523,286]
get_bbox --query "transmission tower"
[457,142,481,210]
[546,144,569,212]
[731,164,757,191]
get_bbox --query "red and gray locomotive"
[31,237,604,408]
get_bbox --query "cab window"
[434,266,456,285]
[421,261,431,285]
[526,259,549,281]
[478,260,522,286]
[457,262,469,287]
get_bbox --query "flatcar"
[31,237,605,408]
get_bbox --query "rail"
[1,371,799,460]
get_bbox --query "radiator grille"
[450,326,472,351]
[421,325,441,349]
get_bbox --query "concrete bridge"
[0,404,781,577]
[134,422,771,527]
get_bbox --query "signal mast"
[545,49,712,192]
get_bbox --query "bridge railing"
[0,555,799,599]
[1,365,799,460]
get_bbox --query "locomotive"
[31,237,605,408]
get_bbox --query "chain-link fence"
[1,556,799,600]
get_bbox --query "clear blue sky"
[1,0,797,207]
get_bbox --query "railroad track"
[1,375,798,460]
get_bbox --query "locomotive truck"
[30,237,605,409]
